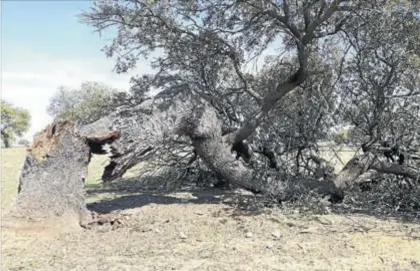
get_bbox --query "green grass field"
[1,148,26,211]
[2,147,420,271]
[1,148,110,211]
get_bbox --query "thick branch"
[335,153,420,190]
[370,161,420,181]
[302,0,345,44]
[228,65,308,144]
[176,103,263,193]
[256,146,279,170]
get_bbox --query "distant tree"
[47,81,121,125]
[1,100,31,148]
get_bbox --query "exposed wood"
[76,100,168,182]
[8,121,91,229]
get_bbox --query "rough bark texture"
[335,153,420,190]
[7,122,91,229]
[175,104,261,193]
[334,154,373,190]
[77,99,179,182]
[9,98,419,230]
[175,103,342,198]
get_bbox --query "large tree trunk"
[175,105,263,193]
[175,103,341,198]
[5,122,92,230]
[77,100,166,182]
[4,118,131,231]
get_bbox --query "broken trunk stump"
[5,121,92,231]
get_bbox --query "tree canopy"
[1,100,31,148]
[47,81,122,125]
[80,0,419,140]
[80,0,419,173]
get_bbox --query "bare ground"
[2,149,420,271]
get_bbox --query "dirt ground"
[2,148,420,271]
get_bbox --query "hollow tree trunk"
[4,118,131,230]
[77,101,165,182]
[5,122,92,230]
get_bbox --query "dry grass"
[2,148,420,271]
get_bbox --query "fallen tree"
[334,153,420,190]
[78,1,419,201]
[176,103,420,200]
[5,96,420,229]
[4,98,187,228]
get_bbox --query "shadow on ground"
[86,176,420,223]
[87,176,261,214]
[88,191,228,214]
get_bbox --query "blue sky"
[1,1,277,141]
[1,0,151,140]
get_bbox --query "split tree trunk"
[4,98,183,229]
[5,118,127,230]
[7,98,419,231]
[78,101,164,182]
[6,122,92,230]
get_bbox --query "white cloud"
[1,38,282,143]
[1,46,152,141]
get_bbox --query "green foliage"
[47,81,121,125]
[1,100,31,148]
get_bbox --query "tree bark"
[1,130,11,148]
[5,121,92,230]
[4,118,134,230]
[334,152,420,190]
[176,103,342,198]
[175,104,263,193]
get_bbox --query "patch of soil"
[2,189,420,271]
